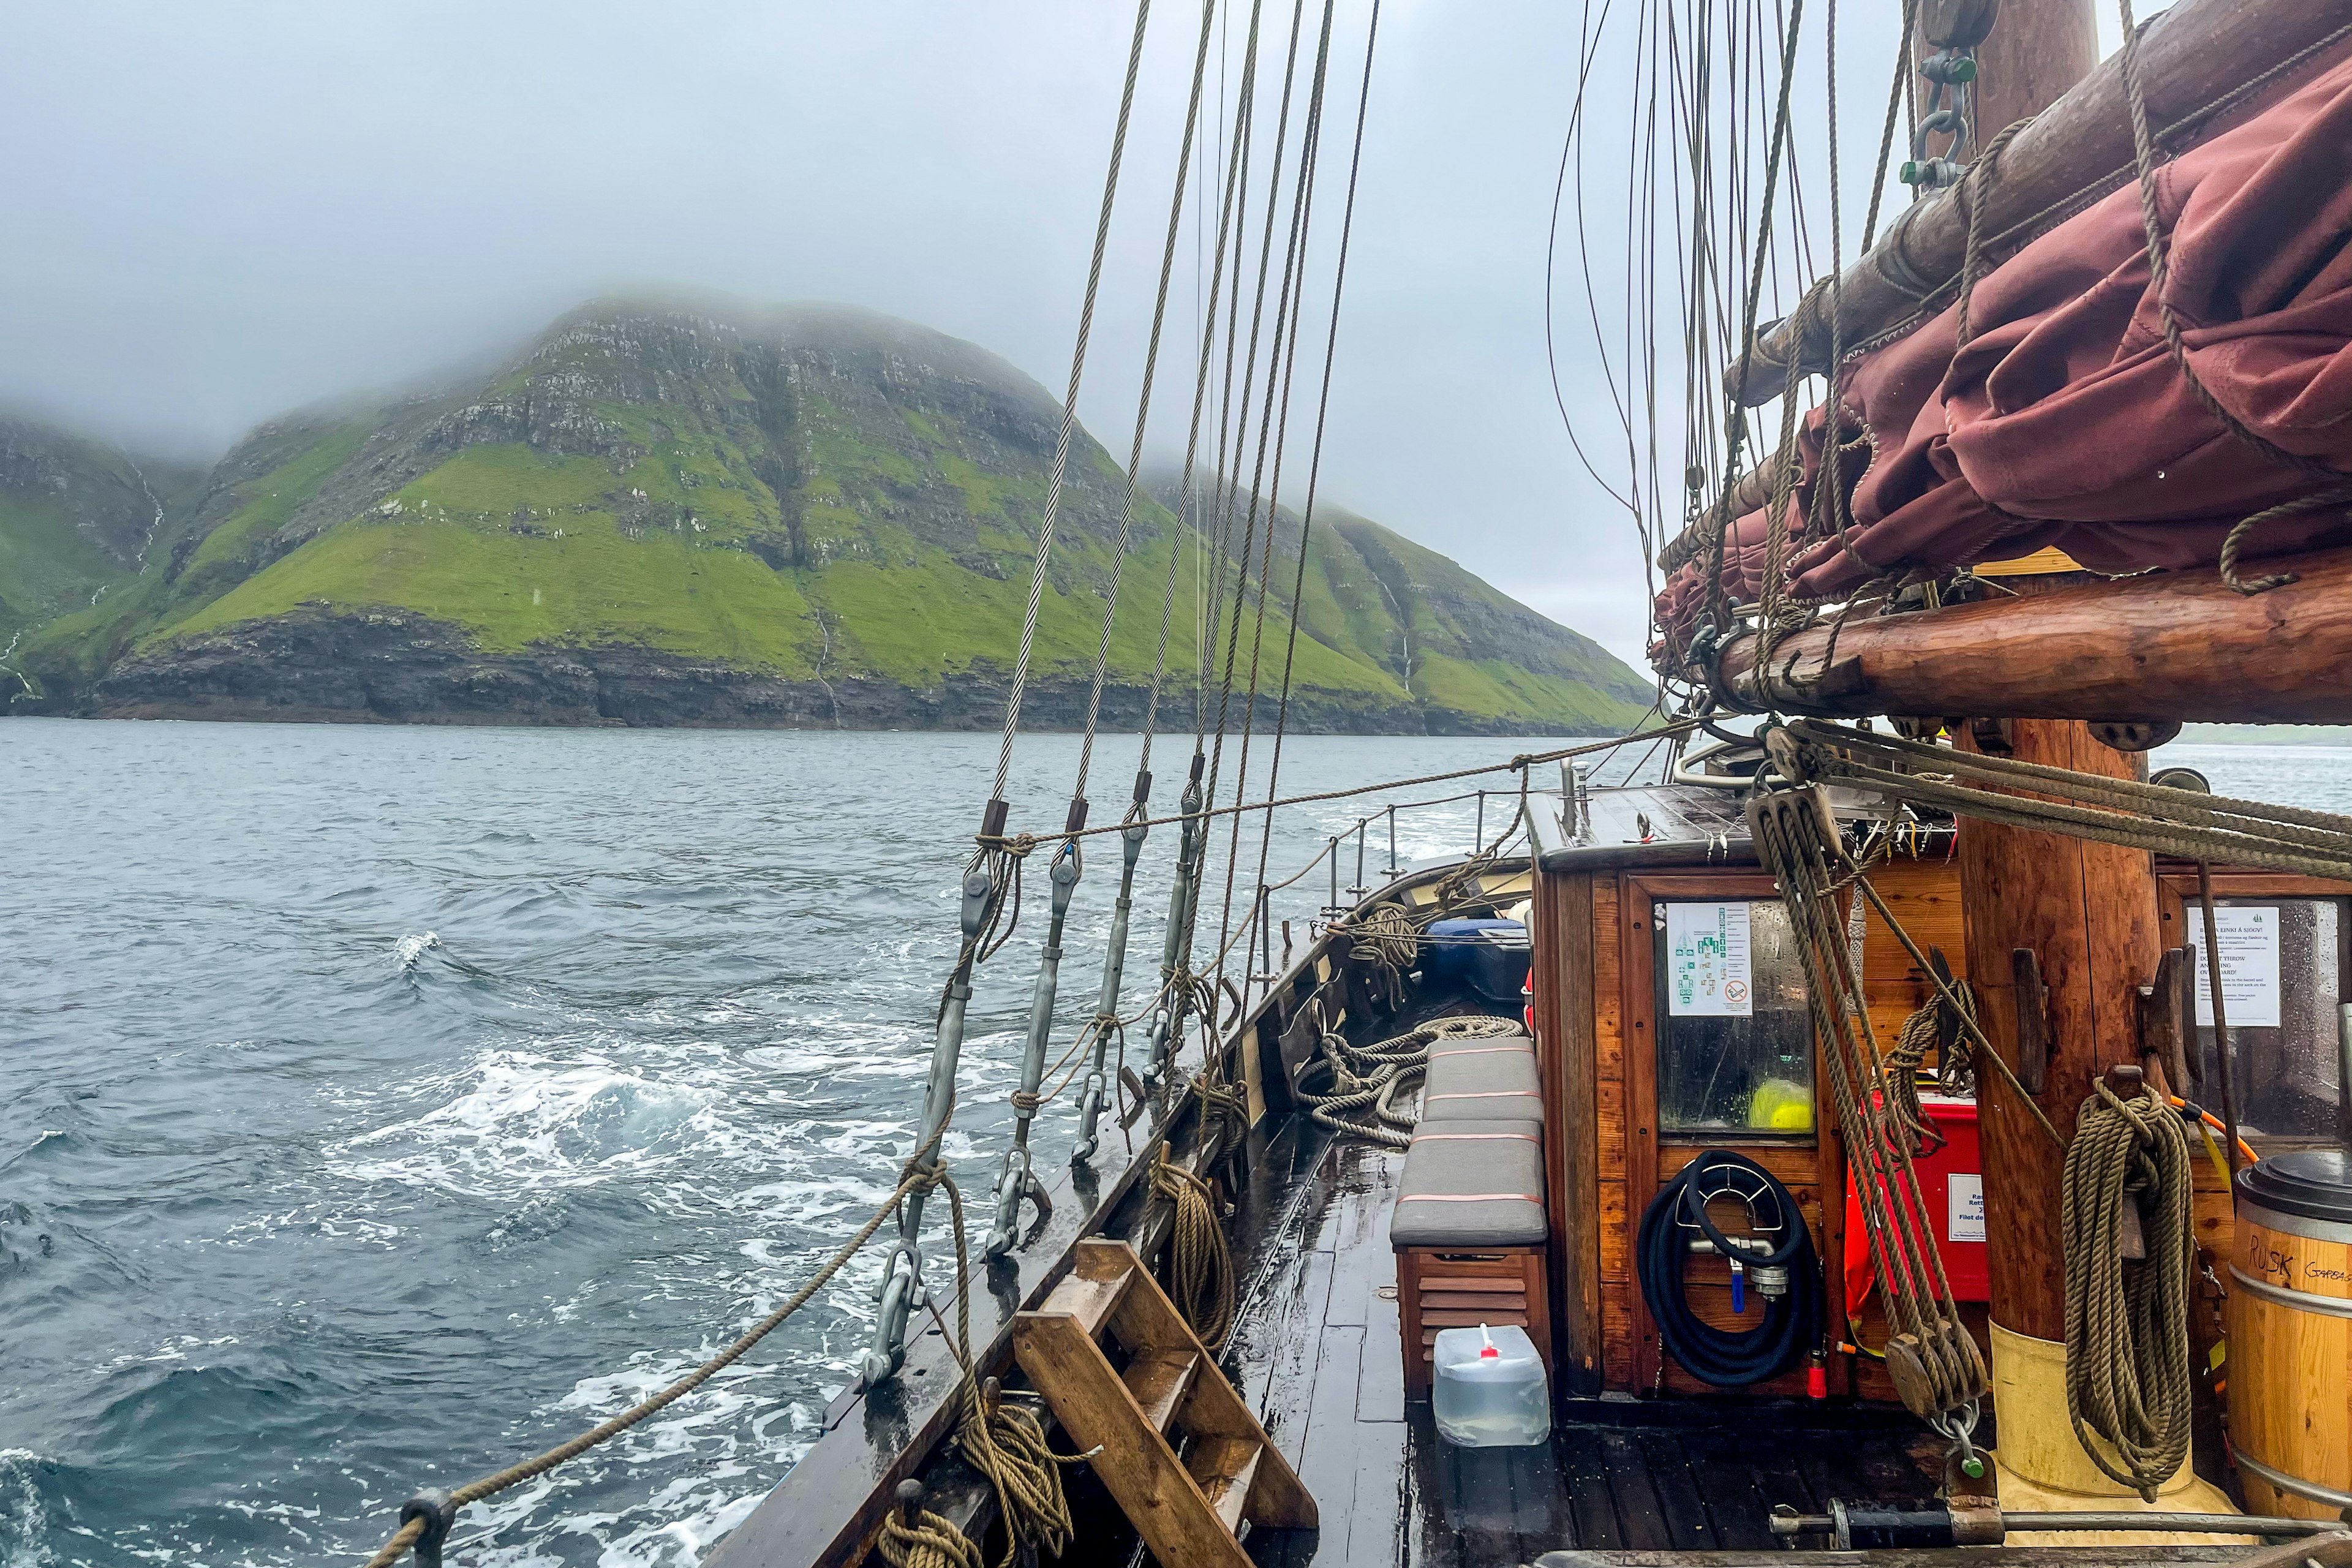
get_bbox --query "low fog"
[0,4,2125,664]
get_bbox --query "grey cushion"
[1419,1040,1542,1126]
[1390,1117,1547,1248]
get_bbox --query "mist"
[0,3,2125,667]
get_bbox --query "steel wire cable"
[1243,0,1380,934]
[1074,0,1223,800]
[991,0,1156,805]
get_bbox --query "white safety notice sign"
[1947,1174,1986,1243]
[1666,901,1752,1017]
[2188,905,2283,1029]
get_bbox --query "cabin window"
[2184,897,2347,1145]
[1653,899,1815,1139]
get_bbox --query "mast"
[1933,0,2237,1527]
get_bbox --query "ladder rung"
[1038,1247,1137,1340]
[1121,1348,1200,1434]
[1185,1436,1264,1537]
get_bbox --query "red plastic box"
[1841,1094,1988,1325]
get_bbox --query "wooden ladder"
[1012,1238,1314,1566]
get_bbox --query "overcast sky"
[0,3,2123,667]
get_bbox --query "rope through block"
[1748,786,1990,1439]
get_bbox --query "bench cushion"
[1418,1039,1542,1126]
[1390,1117,1547,1248]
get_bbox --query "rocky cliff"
[7,295,1650,733]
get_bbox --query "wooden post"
[1959,703,2158,1341]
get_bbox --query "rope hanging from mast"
[1747,783,1989,1453]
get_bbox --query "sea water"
[0,722,2335,1566]
[0,719,1662,1568]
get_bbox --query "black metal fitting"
[1063,797,1088,835]
[1131,769,1152,804]
[399,1490,457,1568]
[979,797,1009,841]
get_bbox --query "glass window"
[1654,899,1816,1138]
[2185,897,2346,1145]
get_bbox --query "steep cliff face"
[10,296,1649,733]
[0,415,198,642]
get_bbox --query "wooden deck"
[1224,1130,1951,1567]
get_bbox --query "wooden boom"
[1714,546,2352,723]
[1726,0,2352,405]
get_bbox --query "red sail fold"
[1657,46,2352,649]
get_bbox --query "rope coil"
[2062,1076,2195,1501]
[1151,1155,1237,1351]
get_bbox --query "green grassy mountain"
[7,296,1650,733]
[0,415,201,646]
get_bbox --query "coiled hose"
[1637,1148,1822,1388]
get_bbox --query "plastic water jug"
[1431,1323,1550,1447]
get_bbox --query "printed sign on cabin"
[1947,1174,1986,1243]
[2187,905,2283,1030]
[1666,901,1752,1017]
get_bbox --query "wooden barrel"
[2228,1148,2352,1520]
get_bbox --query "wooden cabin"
[716,777,2352,1568]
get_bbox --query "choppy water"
[4,718,1665,1568]
[4,722,2342,1568]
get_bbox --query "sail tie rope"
[2062,1075,2195,1501]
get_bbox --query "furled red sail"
[1656,43,2352,650]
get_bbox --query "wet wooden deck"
[1223,1128,1950,1568]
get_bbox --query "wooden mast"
[1939,2,2236,1528]
[1936,0,2121,1358]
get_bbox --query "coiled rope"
[1296,1017,1523,1151]
[2062,1075,2195,1501]
[918,1169,1083,1568]
[1151,1154,1236,1351]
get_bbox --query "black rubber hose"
[1637,1148,1822,1387]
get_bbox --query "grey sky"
[0,3,2122,668]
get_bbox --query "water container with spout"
[1431,1323,1550,1447]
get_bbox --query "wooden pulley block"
[2089,718,2183,753]
[1921,0,2001,49]
[1967,717,2014,756]
[1882,1333,1944,1422]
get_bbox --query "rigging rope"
[1072,0,1223,800]
[990,0,1155,805]
[1152,1153,1237,1350]
[1777,718,2352,881]
[1749,784,1988,1447]
[359,1125,955,1568]
[2062,1074,2195,1501]
[1245,0,1381,955]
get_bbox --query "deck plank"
[1402,1415,1466,1568]
[1597,1430,1673,1551]
[1554,1425,1623,1552]
[1342,1412,1411,1568]
[1681,1430,1779,1550]
[1232,1245,1338,1456]
[1283,1324,1367,1564]
[1634,1430,1717,1551]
